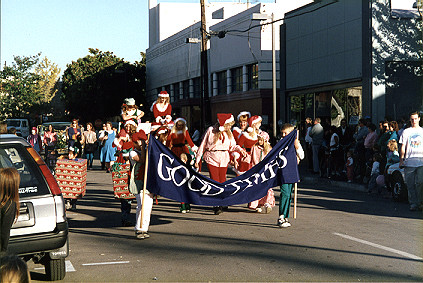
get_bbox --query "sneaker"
[256,207,262,213]
[181,210,187,214]
[277,218,285,228]
[284,218,292,227]
[264,205,272,214]
[213,207,223,215]
[136,232,150,239]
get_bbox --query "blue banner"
[146,130,299,206]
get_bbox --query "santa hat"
[132,130,148,142]
[156,126,169,135]
[158,91,169,98]
[174,118,187,125]
[124,120,137,128]
[237,111,251,121]
[217,113,234,132]
[258,131,270,142]
[124,98,136,106]
[247,115,262,133]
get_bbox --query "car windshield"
[7,120,20,127]
[0,144,50,197]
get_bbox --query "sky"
[0,0,271,74]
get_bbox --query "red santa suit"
[166,128,197,159]
[151,91,173,130]
[234,132,257,175]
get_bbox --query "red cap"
[132,130,148,141]
[217,113,234,131]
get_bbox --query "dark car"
[0,134,69,281]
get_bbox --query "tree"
[0,54,42,120]
[34,56,61,104]
[61,49,146,121]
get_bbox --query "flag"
[146,130,299,206]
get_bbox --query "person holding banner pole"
[278,124,304,228]
[128,130,153,240]
[195,113,246,215]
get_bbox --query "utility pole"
[200,0,211,131]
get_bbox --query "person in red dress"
[232,111,251,144]
[166,118,198,213]
[150,91,173,131]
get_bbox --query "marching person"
[82,122,97,170]
[235,115,261,175]
[399,111,423,211]
[27,127,43,153]
[195,113,246,215]
[166,118,198,213]
[128,130,153,239]
[248,131,275,213]
[277,124,304,228]
[121,97,144,125]
[99,121,116,173]
[151,91,173,131]
[232,111,251,143]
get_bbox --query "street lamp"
[252,13,277,138]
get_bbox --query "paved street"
[29,161,423,282]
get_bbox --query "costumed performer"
[194,113,246,215]
[232,111,251,143]
[166,118,198,213]
[248,131,275,213]
[121,97,144,125]
[150,91,173,131]
[234,115,262,176]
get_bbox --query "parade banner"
[146,130,299,206]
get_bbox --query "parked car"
[0,134,69,281]
[387,162,408,202]
[6,118,30,138]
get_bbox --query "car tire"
[391,172,407,202]
[45,257,66,281]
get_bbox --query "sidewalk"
[298,163,367,193]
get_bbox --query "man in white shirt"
[399,111,423,211]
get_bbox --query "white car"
[386,162,408,202]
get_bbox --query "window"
[231,67,243,93]
[248,64,258,90]
[193,77,201,98]
[217,71,227,95]
[173,83,180,101]
[183,80,190,99]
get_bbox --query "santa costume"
[150,91,173,131]
[232,111,251,144]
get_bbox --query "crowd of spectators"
[303,114,413,197]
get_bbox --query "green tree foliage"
[62,49,146,121]
[34,56,61,104]
[0,54,43,120]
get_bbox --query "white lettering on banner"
[156,146,291,197]
[157,153,174,181]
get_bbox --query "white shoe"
[256,207,262,213]
[280,221,291,228]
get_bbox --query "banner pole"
[293,183,297,219]
[140,135,150,230]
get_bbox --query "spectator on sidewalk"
[304,117,313,171]
[309,118,324,174]
[399,111,423,211]
[353,118,369,182]
[364,123,378,165]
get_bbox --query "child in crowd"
[277,124,304,228]
[346,151,354,183]
[248,131,275,213]
[367,153,383,194]
[0,254,30,283]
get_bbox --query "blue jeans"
[85,153,94,168]
[405,166,423,208]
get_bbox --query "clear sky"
[0,0,270,74]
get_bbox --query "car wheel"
[44,257,66,281]
[391,172,407,202]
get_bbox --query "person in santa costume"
[232,111,251,143]
[234,115,262,175]
[166,118,198,213]
[195,113,246,215]
[121,97,144,124]
[248,130,275,213]
[154,126,170,145]
[150,91,173,131]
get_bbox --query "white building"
[146,0,312,129]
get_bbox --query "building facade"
[281,0,422,132]
[146,0,312,130]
